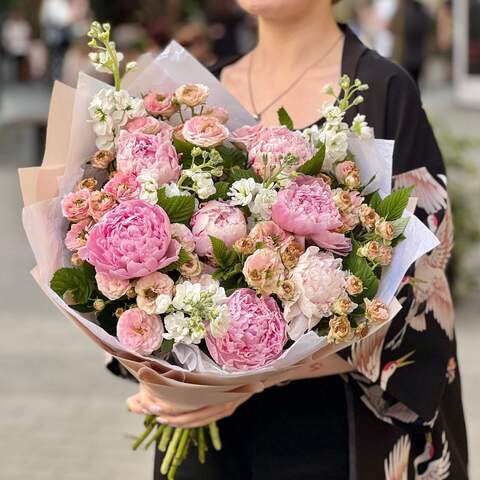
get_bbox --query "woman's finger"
[156,400,242,428]
[126,393,151,415]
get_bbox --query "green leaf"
[391,217,410,239]
[209,236,237,267]
[207,181,230,201]
[230,168,262,183]
[277,107,294,130]
[215,145,248,169]
[368,191,382,211]
[297,143,326,176]
[159,339,174,353]
[173,138,194,168]
[376,186,414,221]
[157,188,196,225]
[160,247,192,273]
[51,267,93,304]
[391,233,407,248]
[96,301,123,336]
[343,253,379,299]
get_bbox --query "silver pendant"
[253,113,261,122]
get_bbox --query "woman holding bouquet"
[123,0,468,478]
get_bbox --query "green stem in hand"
[197,427,206,464]
[144,424,165,450]
[168,429,191,480]
[132,422,155,451]
[208,422,222,451]
[159,425,173,452]
[161,427,184,475]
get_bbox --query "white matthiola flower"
[251,186,278,221]
[351,113,373,139]
[191,172,216,200]
[137,169,159,204]
[127,96,146,118]
[96,134,115,151]
[163,312,190,343]
[301,124,322,149]
[210,304,230,338]
[164,182,188,198]
[322,103,345,125]
[228,178,259,206]
[172,281,202,312]
[92,115,114,136]
[155,294,172,314]
[88,51,111,73]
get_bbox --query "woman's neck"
[254,5,342,73]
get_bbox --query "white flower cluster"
[318,103,350,170]
[227,178,278,221]
[137,170,159,205]
[162,280,230,344]
[164,182,191,198]
[186,171,216,200]
[350,114,373,139]
[88,88,145,150]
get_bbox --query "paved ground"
[1,81,480,480]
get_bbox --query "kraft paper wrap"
[19,64,430,408]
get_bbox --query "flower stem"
[208,422,222,451]
[197,427,206,464]
[159,425,173,452]
[144,424,165,450]
[168,429,190,480]
[161,427,184,475]
[132,422,155,451]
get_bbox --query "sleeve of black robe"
[337,61,455,427]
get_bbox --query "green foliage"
[206,181,230,201]
[173,138,194,168]
[229,168,262,183]
[367,191,382,211]
[391,217,410,239]
[215,145,248,170]
[50,265,95,305]
[160,339,174,354]
[157,188,196,225]
[343,251,379,299]
[160,248,192,273]
[374,186,414,221]
[277,107,294,130]
[297,144,326,176]
[209,236,247,290]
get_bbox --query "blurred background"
[1,0,480,479]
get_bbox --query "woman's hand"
[127,384,248,428]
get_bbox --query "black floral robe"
[108,25,468,480]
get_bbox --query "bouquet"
[20,22,440,480]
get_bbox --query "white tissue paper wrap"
[22,41,439,378]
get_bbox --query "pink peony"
[229,124,263,150]
[61,188,91,222]
[116,129,181,185]
[190,200,247,259]
[82,199,180,280]
[117,307,163,355]
[283,246,347,340]
[205,288,287,370]
[182,115,229,148]
[95,272,130,300]
[271,175,351,254]
[143,91,178,118]
[135,272,174,315]
[248,221,292,249]
[203,106,229,124]
[170,223,195,253]
[248,126,314,178]
[65,219,93,251]
[103,171,141,202]
[125,116,173,140]
[242,248,285,295]
[88,191,117,221]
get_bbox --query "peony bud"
[277,279,296,301]
[359,205,380,231]
[70,252,84,267]
[364,298,389,323]
[328,315,353,343]
[115,308,124,318]
[93,299,106,312]
[76,177,98,191]
[91,150,115,169]
[375,218,394,241]
[345,275,364,296]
